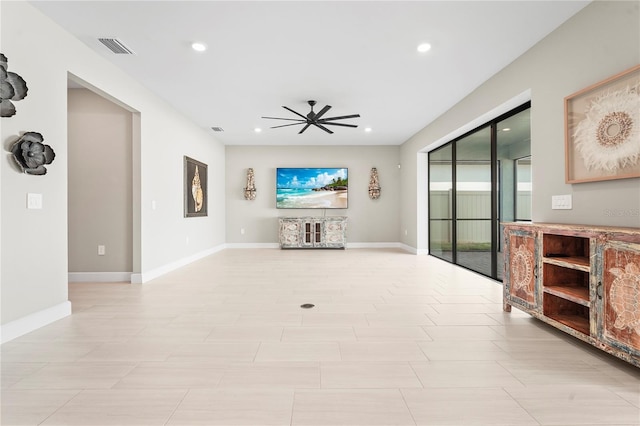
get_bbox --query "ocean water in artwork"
[276,168,348,209]
[277,188,346,208]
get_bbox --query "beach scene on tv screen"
[276,168,348,209]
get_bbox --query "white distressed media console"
[278,217,347,249]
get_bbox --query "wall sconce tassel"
[368,167,381,200]
[243,168,257,200]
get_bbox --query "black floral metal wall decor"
[11,132,56,175]
[1,54,29,117]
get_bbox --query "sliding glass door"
[429,145,453,262]
[455,127,492,276]
[496,108,531,280]
[428,103,530,280]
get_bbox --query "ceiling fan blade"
[321,122,358,128]
[282,106,308,120]
[270,122,305,129]
[262,116,306,122]
[298,123,312,134]
[313,122,334,134]
[314,105,332,120]
[319,114,361,122]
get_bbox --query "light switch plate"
[552,194,572,210]
[27,193,43,209]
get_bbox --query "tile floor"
[1,248,639,425]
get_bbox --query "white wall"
[1,1,225,338]
[2,0,638,340]
[400,1,640,251]
[225,145,400,245]
[2,2,71,331]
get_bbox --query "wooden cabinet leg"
[503,302,512,312]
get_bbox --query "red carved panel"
[509,234,536,304]
[603,246,640,352]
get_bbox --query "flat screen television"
[276,167,348,209]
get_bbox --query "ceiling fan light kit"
[262,100,360,134]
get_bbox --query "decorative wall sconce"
[243,168,257,200]
[368,167,381,200]
[10,132,55,175]
[1,54,29,118]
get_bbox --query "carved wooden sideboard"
[279,216,347,249]
[503,222,640,367]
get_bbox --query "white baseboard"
[226,242,418,252]
[131,244,226,284]
[225,243,280,249]
[68,272,132,283]
[398,243,417,254]
[346,242,421,254]
[1,301,72,344]
[347,242,402,249]
[395,243,426,254]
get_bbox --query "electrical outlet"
[241,228,245,235]
[98,245,106,256]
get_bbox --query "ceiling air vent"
[211,127,224,132]
[98,38,134,54]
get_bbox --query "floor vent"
[211,127,225,132]
[98,38,135,54]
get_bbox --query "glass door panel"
[429,145,453,262]
[456,127,492,275]
[516,157,532,221]
[496,108,531,280]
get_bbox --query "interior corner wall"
[399,1,640,250]
[225,145,400,245]
[1,2,225,334]
[68,88,133,274]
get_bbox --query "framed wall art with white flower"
[565,64,640,183]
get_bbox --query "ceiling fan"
[262,100,360,134]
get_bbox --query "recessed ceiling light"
[254,128,262,133]
[191,42,207,52]
[364,127,372,133]
[502,127,511,132]
[417,43,431,53]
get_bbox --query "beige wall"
[400,1,640,251]
[68,89,133,273]
[225,145,400,244]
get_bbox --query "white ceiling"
[30,1,589,146]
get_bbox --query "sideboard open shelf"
[503,222,640,367]
[541,233,592,336]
